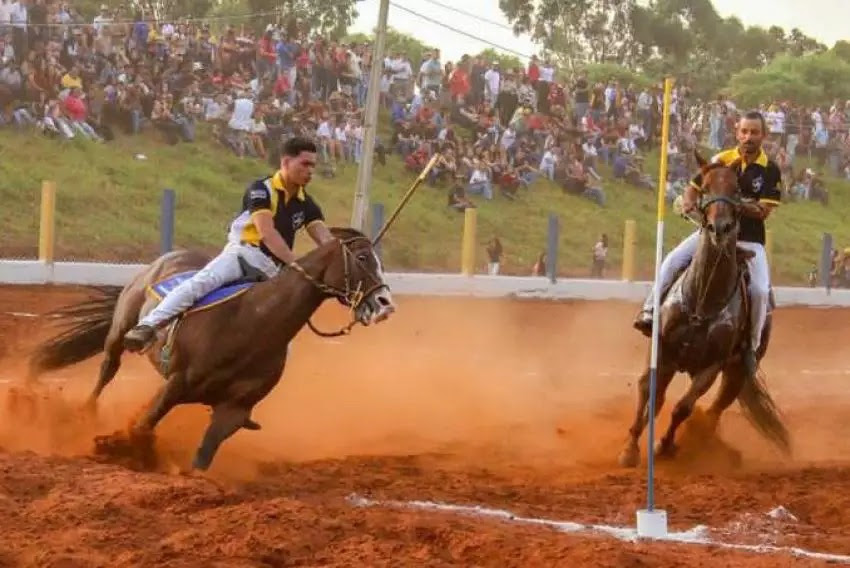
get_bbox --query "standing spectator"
[592,234,608,277]
[486,236,503,275]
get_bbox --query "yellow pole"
[38,180,56,264]
[460,207,477,276]
[622,219,637,281]
[645,76,674,518]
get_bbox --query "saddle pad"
[147,270,255,314]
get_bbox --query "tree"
[831,40,850,63]
[499,0,636,71]
[242,0,359,39]
[727,52,850,108]
[345,27,434,67]
[475,48,523,72]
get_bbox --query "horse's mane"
[329,226,369,241]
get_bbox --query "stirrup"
[124,325,156,353]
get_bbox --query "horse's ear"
[694,149,709,172]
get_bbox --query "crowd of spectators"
[3,4,849,277]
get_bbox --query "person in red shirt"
[527,55,540,85]
[256,28,276,80]
[449,63,469,104]
[63,87,101,140]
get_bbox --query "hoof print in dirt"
[93,429,159,471]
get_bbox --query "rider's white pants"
[139,243,279,329]
[642,230,770,351]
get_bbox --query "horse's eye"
[356,253,367,262]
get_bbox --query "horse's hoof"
[618,446,641,468]
[655,440,677,459]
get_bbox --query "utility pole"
[350,0,390,231]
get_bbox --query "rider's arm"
[682,175,702,212]
[741,162,782,221]
[253,211,298,264]
[303,196,333,246]
[306,220,334,245]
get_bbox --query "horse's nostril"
[377,296,391,307]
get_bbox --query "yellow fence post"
[622,219,637,281]
[461,207,477,276]
[38,180,57,264]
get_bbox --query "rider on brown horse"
[124,136,335,352]
[633,111,782,378]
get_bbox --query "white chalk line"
[1,311,39,318]
[347,494,850,563]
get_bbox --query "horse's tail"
[28,286,123,378]
[737,368,792,456]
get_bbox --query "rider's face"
[736,118,764,156]
[281,151,316,186]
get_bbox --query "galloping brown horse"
[618,153,791,467]
[27,227,395,471]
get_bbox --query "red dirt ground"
[0,283,849,567]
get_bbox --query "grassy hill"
[1,126,847,284]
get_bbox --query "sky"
[350,0,847,63]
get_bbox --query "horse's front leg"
[619,364,676,468]
[655,363,722,458]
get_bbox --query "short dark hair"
[281,136,317,159]
[740,110,767,133]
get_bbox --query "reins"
[287,235,387,338]
[685,179,743,320]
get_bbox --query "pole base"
[636,509,668,539]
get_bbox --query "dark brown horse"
[27,227,395,471]
[618,153,791,467]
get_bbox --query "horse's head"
[694,150,741,248]
[320,227,395,326]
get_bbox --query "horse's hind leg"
[656,363,722,458]
[86,294,145,411]
[191,403,251,471]
[85,327,125,411]
[618,365,676,468]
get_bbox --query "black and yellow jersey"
[227,171,324,261]
[691,147,781,245]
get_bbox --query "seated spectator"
[467,159,493,200]
[448,179,475,211]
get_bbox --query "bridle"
[684,174,744,321]
[287,235,389,337]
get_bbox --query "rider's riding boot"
[124,324,156,353]
[633,309,653,337]
[742,348,758,379]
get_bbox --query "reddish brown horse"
[27,227,394,471]
[618,153,791,468]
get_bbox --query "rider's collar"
[272,171,305,202]
[732,146,768,168]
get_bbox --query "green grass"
[0,126,848,284]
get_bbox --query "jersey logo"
[250,188,269,199]
[752,176,763,193]
[292,211,305,230]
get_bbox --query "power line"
[389,1,534,60]
[420,0,514,32]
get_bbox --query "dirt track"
[0,284,849,567]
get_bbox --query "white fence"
[2,259,849,307]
